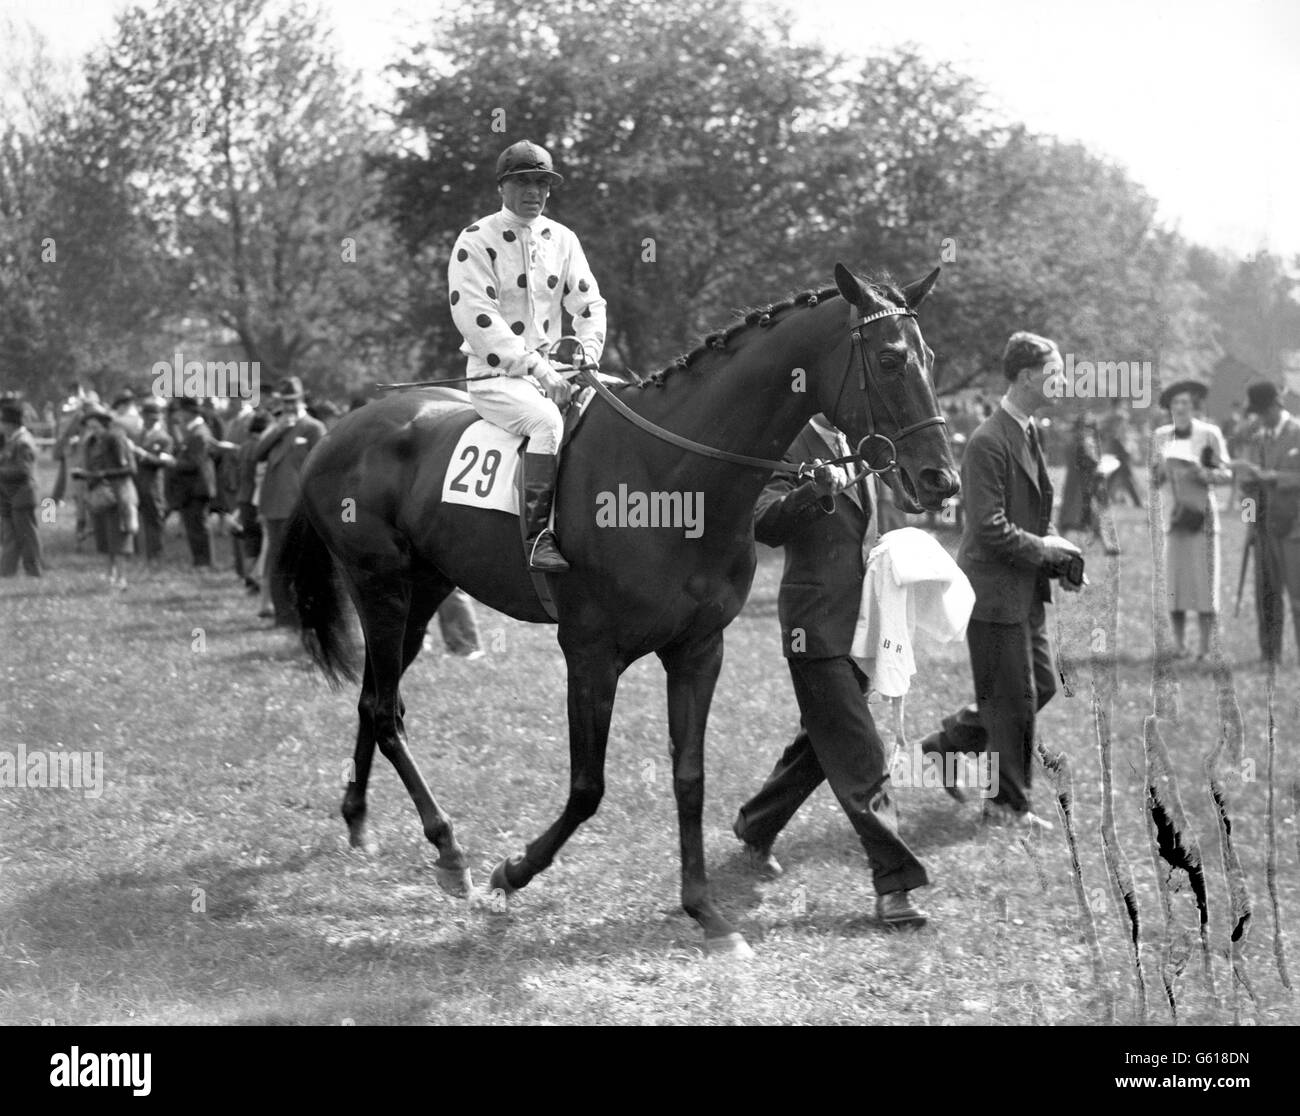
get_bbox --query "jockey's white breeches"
[468,374,562,455]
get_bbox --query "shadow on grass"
[7,843,701,1021]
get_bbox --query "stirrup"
[528,529,570,573]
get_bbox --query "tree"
[81,0,405,396]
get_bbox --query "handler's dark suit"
[733,423,928,896]
[926,405,1061,815]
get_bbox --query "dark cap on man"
[1245,380,1280,414]
[1002,331,1059,380]
[0,401,24,426]
[275,376,305,401]
[141,397,164,415]
[175,396,202,414]
[496,140,563,185]
[83,403,113,425]
[111,389,136,408]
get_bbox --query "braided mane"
[638,277,907,388]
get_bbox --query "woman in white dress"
[1151,380,1233,659]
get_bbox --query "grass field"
[2,460,1297,1025]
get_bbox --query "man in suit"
[170,396,218,567]
[255,377,326,626]
[1236,380,1300,663]
[919,332,1083,830]
[731,414,930,928]
[133,398,175,566]
[0,399,42,577]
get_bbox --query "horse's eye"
[879,352,904,372]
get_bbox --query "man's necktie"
[1027,420,1050,494]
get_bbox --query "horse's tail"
[282,500,359,687]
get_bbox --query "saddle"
[437,379,610,619]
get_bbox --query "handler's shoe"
[877,890,928,929]
[733,816,782,878]
[920,732,966,804]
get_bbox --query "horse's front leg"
[490,646,621,894]
[659,630,751,958]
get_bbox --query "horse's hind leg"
[347,569,471,896]
[342,651,380,852]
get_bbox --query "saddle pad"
[437,385,606,515]
[441,420,522,513]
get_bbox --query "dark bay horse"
[281,262,959,957]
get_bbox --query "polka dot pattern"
[450,291,460,305]
[485,285,496,299]
[547,275,558,289]
[487,354,500,367]
[517,274,527,287]
[487,248,496,261]
[456,248,468,262]
[466,224,480,232]
[476,314,492,328]
[511,321,525,335]
[578,278,589,293]
[503,230,516,242]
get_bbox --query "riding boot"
[522,451,569,573]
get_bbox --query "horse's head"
[817,262,960,514]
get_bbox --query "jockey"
[448,139,607,573]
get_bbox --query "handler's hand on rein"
[811,460,850,499]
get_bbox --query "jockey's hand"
[535,366,574,408]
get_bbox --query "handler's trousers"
[468,374,563,455]
[734,656,929,896]
[928,601,1056,815]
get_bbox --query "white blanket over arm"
[850,527,975,697]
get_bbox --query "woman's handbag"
[1170,502,1205,533]
[86,482,119,513]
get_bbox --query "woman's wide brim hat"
[1158,378,1208,410]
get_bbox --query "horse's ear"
[834,262,863,306]
[903,267,941,310]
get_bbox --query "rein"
[377,306,947,482]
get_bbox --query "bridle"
[832,304,948,475]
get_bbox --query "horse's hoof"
[489,858,518,896]
[705,932,755,960]
[347,824,377,854]
[435,865,473,899]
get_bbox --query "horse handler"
[447,139,606,573]
[731,415,931,928]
